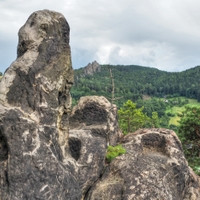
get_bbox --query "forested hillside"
[71,63,200,106]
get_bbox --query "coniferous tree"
[118,100,150,134]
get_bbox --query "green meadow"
[166,98,200,126]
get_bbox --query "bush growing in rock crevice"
[106,144,126,162]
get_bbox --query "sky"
[1,0,200,73]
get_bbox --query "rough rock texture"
[83,61,100,76]
[69,96,122,196]
[69,96,121,146]
[0,10,82,199]
[86,128,200,200]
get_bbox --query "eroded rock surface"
[69,96,121,145]
[0,10,81,199]
[86,128,200,200]
[69,96,122,195]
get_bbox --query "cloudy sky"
[1,0,200,73]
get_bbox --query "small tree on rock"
[118,100,150,134]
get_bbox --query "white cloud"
[1,0,200,72]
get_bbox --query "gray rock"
[69,96,122,196]
[0,10,81,199]
[69,96,122,146]
[86,128,200,200]
[83,61,101,76]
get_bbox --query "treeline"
[71,64,200,106]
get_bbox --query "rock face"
[69,96,122,195]
[86,128,200,200]
[83,61,100,76]
[0,10,121,199]
[0,10,81,199]
[0,9,199,200]
[70,96,122,146]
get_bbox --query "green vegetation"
[178,106,200,175]
[151,112,160,128]
[72,64,200,107]
[118,100,149,134]
[165,97,189,126]
[106,144,126,162]
[136,97,169,128]
[188,98,200,106]
[118,100,160,134]
[164,98,200,127]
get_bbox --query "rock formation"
[0,9,199,200]
[69,96,122,195]
[83,61,101,76]
[0,9,81,199]
[85,128,200,200]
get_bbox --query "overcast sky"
[1,0,200,73]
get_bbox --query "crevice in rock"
[68,137,81,160]
[58,91,67,106]
[4,170,9,188]
[83,184,92,200]
[83,163,109,199]
[0,129,8,162]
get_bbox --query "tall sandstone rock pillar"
[0,10,81,199]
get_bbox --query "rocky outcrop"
[0,9,199,200]
[0,9,81,199]
[69,96,122,146]
[86,128,200,200]
[0,10,121,199]
[83,61,100,76]
[69,96,122,195]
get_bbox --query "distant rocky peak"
[84,61,101,75]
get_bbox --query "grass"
[167,98,200,125]
[167,107,184,125]
[188,99,200,106]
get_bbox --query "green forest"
[72,64,200,106]
[71,64,200,130]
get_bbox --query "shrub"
[106,144,126,162]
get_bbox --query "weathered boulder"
[69,96,122,195]
[69,96,121,146]
[86,128,200,200]
[0,10,82,199]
